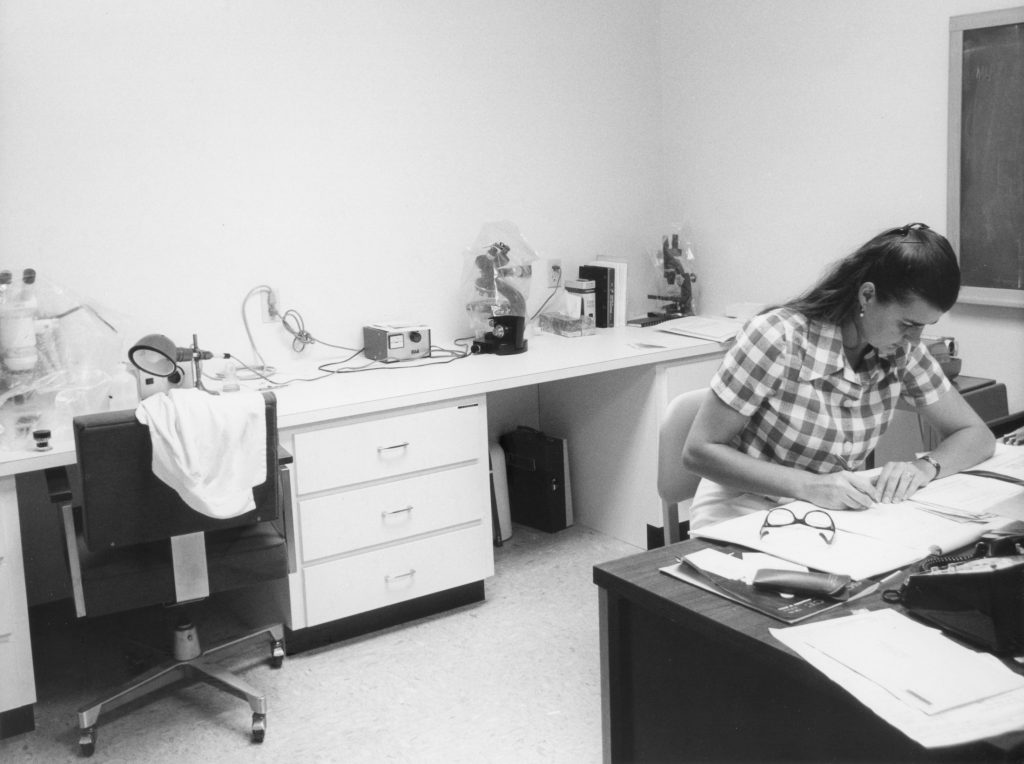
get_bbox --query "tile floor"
[0,524,640,763]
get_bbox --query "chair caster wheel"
[79,727,97,757]
[252,713,266,743]
[270,639,285,669]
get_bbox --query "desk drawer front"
[303,524,493,626]
[294,403,482,494]
[299,464,485,562]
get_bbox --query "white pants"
[688,478,788,532]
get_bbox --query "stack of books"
[578,258,627,328]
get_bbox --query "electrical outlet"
[547,259,563,288]
[260,288,278,323]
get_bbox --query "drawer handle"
[384,569,416,584]
[377,442,410,453]
[381,505,414,518]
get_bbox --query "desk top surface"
[0,326,723,477]
[594,538,1024,754]
[594,538,832,657]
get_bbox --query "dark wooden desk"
[593,540,1024,763]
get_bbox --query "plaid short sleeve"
[898,341,952,407]
[712,312,793,417]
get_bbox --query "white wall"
[0,0,664,368]
[659,0,1024,411]
[2,0,1020,409]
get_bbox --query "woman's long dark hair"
[783,223,961,323]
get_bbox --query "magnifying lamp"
[128,333,221,394]
[129,334,186,383]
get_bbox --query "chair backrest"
[73,391,280,551]
[58,390,288,618]
[658,388,708,506]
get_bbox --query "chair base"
[75,622,285,757]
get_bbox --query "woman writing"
[683,223,995,531]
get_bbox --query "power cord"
[317,339,475,374]
[280,307,358,354]
[241,285,277,376]
[529,265,562,321]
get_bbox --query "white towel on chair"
[136,388,268,519]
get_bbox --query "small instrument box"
[363,323,431,363]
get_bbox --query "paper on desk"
[684,548,806,584]
[691,510,926,579]
[909,472,1024,517]
[826,501,1008,554]
[965,442,1024,483]
[772,609,1024,747]
[797,610,1021,713]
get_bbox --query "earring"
[859,308,864,318]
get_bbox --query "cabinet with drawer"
[286,396,493,631]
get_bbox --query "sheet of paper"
[969,443,1024,481]
[826,502,1005,554]
[683,547,806,584]
[772,610,1024,748]
[909,473,1024,516]
[683,548,746,581]
[794,609,1024,714]
[690,509,925,579]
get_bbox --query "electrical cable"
[529,267,562,321]
[315,340,474,375]
[241,285,276,376]
[280,307,358,354]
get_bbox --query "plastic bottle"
[108,362,141,411]
[221,361,241,393]
[0,268,38,372]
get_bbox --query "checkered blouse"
[711,308,951,473]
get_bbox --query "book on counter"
[579,263,615,328]
[656,314,745,343]
[593,256,628,328]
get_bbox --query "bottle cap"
[22,268,36,285]
[0,271,11,285]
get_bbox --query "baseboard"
[0,703,35,740]
[646,522,690,550]
[285,581,486,654]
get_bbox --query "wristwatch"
[918,454,941,480]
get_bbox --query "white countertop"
[0,326,724,477]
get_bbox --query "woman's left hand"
[874,460,932,503]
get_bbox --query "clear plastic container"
[108,362,140,411]
[0,268,38,372]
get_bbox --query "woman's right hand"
[800,471,878,510]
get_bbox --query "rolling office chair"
[45,391,292,757]
[657,388,708,546]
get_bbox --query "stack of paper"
[656,315,745,343]
[771,609,1024,748]
[964,442,1024,487]
[691,467,1024,579]
[691,510,927,579]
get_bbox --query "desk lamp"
[128,333,221,399]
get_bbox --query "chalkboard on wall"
[948,7,1024,308]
